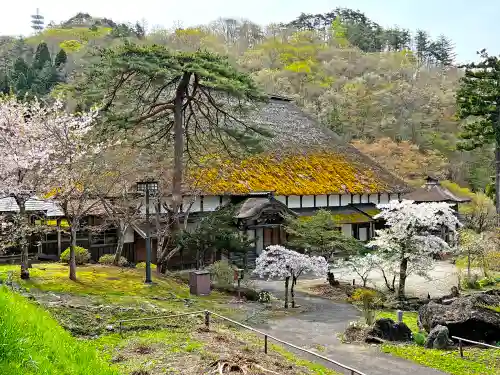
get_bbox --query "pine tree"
[457,50,500,213]
[54,49,67,68]
[32,42,51,71]
[78,44,269,271]
[415,30,430,64]
[429,34,455,66]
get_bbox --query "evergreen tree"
[457,50,500,213]
[32,42,51,71]
[429,34,455,66]
[54,49,67,68]
[415,29,430,64]
[0,73,9,94]
[78,44,269,271]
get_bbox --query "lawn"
[0,263,341,374]
[374,310,499,375]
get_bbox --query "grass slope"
[0,286,117,375]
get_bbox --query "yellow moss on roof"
[189,152,388,195]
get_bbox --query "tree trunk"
[397,258,408,299]
[284,276,290,309]
[496,144,500,216]
[467,247,471,283]
[291,276,297,308]
[69,226,77,281]
[17,199,29,280]
[113,222,128,265]
[159,73,190,271]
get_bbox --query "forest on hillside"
[0,9,491,190]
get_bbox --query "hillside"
[0,8,491,190]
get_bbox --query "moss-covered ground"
[0,263,341,374]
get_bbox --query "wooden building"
[0,96,410,266]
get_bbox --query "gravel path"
[252,279,447,375]
[335,261,460,298]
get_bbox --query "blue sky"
[2,0,497,63]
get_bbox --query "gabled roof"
[235,196,296,221]
[0,197,64,216]
[189,97,410,196]
[403,177,471,203]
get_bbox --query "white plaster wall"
[340,194,351,206]
[361,194,369,203]
[352,194,361,204]
[255,228,264,254]
[342,224,352,238]
[275,195,286,204]
[379,193,390,204]
[389,193,400,202]
[316,194,327,207]
[183,196,200,212]
[288,195,301,208]
[328,194,340,206]
[204,195,220,211]
[369,194,379,203]
[302,195,315,208]
[359,227,368,242]
[123,226,135,243]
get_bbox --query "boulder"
[418,290,500,343]
[366,318,412,342]
[425,325,452,349]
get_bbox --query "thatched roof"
[190,97,410,196]
[403,177,471,203]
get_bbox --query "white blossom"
[367,200,460,294]
[253,245,328,280]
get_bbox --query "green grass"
[0,286,117,375]
[381,344,499,375]
[375,310,500,374]
[374,310,420,332]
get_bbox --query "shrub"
[98,254,128,267]
[60,246,90,265]
[258,290,272,303]
[136,262,157,270]
[207,260,236,286]
[351,288,379,325]
[413,332,426,346]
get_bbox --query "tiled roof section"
[0,197,64,216]
[403,178,471,203]
[296,204,380,224]
[189,98,410,196]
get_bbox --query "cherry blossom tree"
[0,96,97,279]
[367,200,460,298]
[337,253,381,287]
[253,245,327,308]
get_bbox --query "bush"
[351,288,379,325]
[258,290,272,303]
[98,254,128,266]
[136,262,157,270]
[207,260,236,286]
[60,246,90,265]
[413,332,426,346]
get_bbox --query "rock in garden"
[425,325,452,349]
[418,290,500,343]
[105,325,114,331]
[366,318,412,342]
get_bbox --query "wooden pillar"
[57,218,62,257]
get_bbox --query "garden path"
[252,279,447,375]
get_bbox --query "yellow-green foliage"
[60,246,90,265]
[27,26,112,45]
[136,262,157,270]
[59,39,83,52]
[0,286,117,375]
